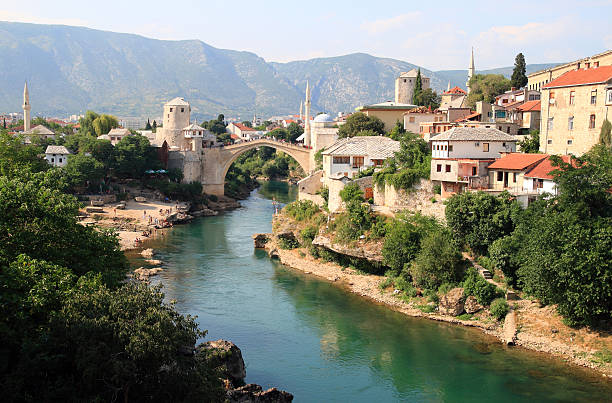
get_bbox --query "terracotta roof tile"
[487,153,548,170]
[543,66,612,89]
[444,86,467,95]
[524,155,573,180]
[233,122,256,131]
[517,100,541,112]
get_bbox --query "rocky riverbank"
[255,223,612,379]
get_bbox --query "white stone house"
[45,145,70,167]
[227,122,262,141]
[429,127,517,198]
[322,136,400,180]
[23,125,56,144]
[98,127,131,146]
[522,155,571,195]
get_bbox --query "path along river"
[129,181,612,402]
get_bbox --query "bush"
[278,237,299,250]
[433,184,441,195]
[369,216,388,239]
[462,267,501,305]
[490,298,510,321]
[339,182,364,203]
[409,228,465,290]
[300,225,318,243]
[284,200,320,221]
[488,235,520,284]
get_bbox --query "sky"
[0,0,610,70]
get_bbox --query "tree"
[241,121,252,128]
[466,74,512,108]
[600,119,612,150]
[518,130,540,153]
[409,228,465,290]
[388,120,406,140]
[152,120,157,133]
[511,53,528,89]
[0,132,48,177]
[445,191,520,255]
[145,119,152,130]
[78,111,119,136]
[417,88,441,109]
[64,153,105,190]
[113,135,159,178]
[412,69,423,105]
[287,122,304,142]
[337,112,385,138]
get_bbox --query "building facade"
[539,65,612,155]
[321,136,399,179]
[44,145,70,167]
[395,69,430,104]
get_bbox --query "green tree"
[518,130,540,153]
[152,120,157,132]
[417,88,441,109]
[113,135,159,178]
[337,112,385,138]
[388,120,406,140]
[339,182,364,203]
[445,191,520,255]
[600,119,612,150]
[511,53,528,89]
[287,122,304,142]
[241,120,252,128]
[409,228,465,290]
[0,132,48,177]
[466,74,512,108]
[412,68,423,105]
[65,153,105,190]
[145,118,152,130]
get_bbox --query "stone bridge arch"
[200,139,312,196]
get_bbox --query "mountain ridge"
[0,21,561,119]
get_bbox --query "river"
[130,181,612,402]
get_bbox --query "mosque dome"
[313,113,333,123]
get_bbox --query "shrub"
[278,237,299,250]
[490,298,510,321]
[369,216,388,239]
[300,225,318,243]
[409,228,465,290]
[284,200,319,221]
[433,184,441,195]
[462,267,501,305]
[488,235,520,284]
[438,282,455,296]
[339,182,364,203]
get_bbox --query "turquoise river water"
[131,181,612,402]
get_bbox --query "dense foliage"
[511,53,528,89]
[373,132,430,191]
[517,130,540,153]
[466,74,512,108]
[284,200,320,221]
[337,112,385,138]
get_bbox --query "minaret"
[447,81,451,92]
[299,100,303,122]
[23,81,31,132]
[304,81,311,147]
[467,47,475,94]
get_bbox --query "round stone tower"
[158,97,191,149]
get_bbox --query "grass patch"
[456,313,474,321]
[416,304,436,313]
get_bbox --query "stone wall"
[327,176,373,212]
[373,178,446,221]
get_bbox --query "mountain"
[0,22,564,119]
[435,63,561,90]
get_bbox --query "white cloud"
[361,12,421,35]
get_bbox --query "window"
[352,156,364,168]
[585,62,590,69]
[547,139,553,144]
[444,145,447,151]
[589,114,596,129]
[608,90,612,104]
[409,117,415,123]
[483,143,489,152]
[403,79,406,83]
[568,116,574,130]
[59,158,62,163]
[513,172,517,183]
[497,171,503,181]
[436,164,442,172]
[567,139,573,145]
[507,127,510,134]
[594,61,600,67]
[372,159,384,166]
[548,117,554,130]
[569,91,575,105]
[51,158,54,163]
[420,126,423,132]
[169,108,173,112]
[181,108,184,112]
[449,145,453,152]
[445,164,451,173]
[591,90,597,104]
[333,156,350,164]
[471,166,477,176]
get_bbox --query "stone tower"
[23,81,31,132]
[395,69,430,104]
[467,47,475,94]
[157,97,191,149]
[304,81,311,147]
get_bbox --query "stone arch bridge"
[200,139,312,195]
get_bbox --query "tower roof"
[165,97,190,106]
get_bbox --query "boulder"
[464,295,483,314]
[252,233,269,248]
[198,340,246,384]
[145,259,163,266]
[438,287,465,316]
[133,267,163,280]
[141,248,155,258]
[227,384,293,403]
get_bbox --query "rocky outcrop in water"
[312,235,383,263]
[464,295,483,314]
[253,233,270,248]
[227,384,294,403]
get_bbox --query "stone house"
[486,153,549,193]
[321,136,400,180]
[514,100,541,132]
[523,155,572,195]
[99,127,131,146]
[23,124,55,144]
[45,145,70,167]
[227,122,262,141]
[403,107,445,135]
[539,65,612,155]
[356,101,417,132]
[429,127,517,198]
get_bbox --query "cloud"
[361,12,421,35]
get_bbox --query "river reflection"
[129,181,612,402]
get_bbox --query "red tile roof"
[454,112,480,122]
[444,86,467,95]
[487,153,548,170]
[524,155,573,180]
[230,134,240,140]
[233,122,256,131]
[503,100,524,109]
[543,66,612,89]
[517,100,541,112]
